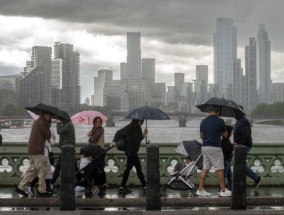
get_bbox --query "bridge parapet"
[1,142,284,185]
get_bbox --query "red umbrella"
[71,111,108,126]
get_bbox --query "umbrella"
[25,103,70,121]
[71,110,108,126]
[175,140,203,170]
[124,102,171,144]
[196,97,246,117]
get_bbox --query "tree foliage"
[251,102,284,118]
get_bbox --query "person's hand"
[87,131,92,137]
[143,128,148,136]
[111,141,116,147]
[56,120,62,123]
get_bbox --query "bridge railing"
[1,142,284,186]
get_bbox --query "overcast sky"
[0,0,284,101]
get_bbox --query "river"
[1,118,284,144]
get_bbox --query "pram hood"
[175,140,203,170]
[80,144,106,168]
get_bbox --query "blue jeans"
[224,160,232,190]
[246,147,260,183]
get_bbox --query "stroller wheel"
[91,186,100,195]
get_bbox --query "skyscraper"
[257,24,271,104]
[53,42,81,109]
[245,37,258,111]
[94,69,113,106]
[21,46,52,106]
[213,18,237,98]
[127,32,141,79]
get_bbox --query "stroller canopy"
[175,140,203,170]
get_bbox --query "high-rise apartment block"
[127,32,142,79]
[20,46,52,106]
[245,38,258,111]
[214,18,237,98]
[257,24,271,104]
[53,42,81,109]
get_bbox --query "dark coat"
[57,121,75,147]
[113,121,144,156]
[221,137,234,161]
[233,116,252,148]
[28,116,51,155]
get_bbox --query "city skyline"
[1,0,284,101]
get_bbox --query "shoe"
[196,189,211,196]
[15,186,28,197]
[219,189,231,197]
[119,187,132,194]
[100,184,109,189]
[255,177,262,188]
[37,191,52,197]
[26,184,34,194]
[75,185,85,192]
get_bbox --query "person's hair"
[93,117,102,127]
[130,119,143,127]
[226,125,233,136]
[209,105,219,113]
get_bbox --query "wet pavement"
[0,185,284,214]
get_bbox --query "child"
[221,125,234,191]
[171,156,195,188]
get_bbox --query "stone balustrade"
[1,142,284,186]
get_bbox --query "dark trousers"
[121,154,146,187]
[51,153,80,185]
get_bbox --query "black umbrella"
[25,103,70,121]
[124,102,170,144]
[196,97,246,117]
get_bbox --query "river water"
[1,118,284,144]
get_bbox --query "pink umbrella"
[71,110,108,126]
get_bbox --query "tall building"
[20,46,52,106]
[142,58,155,83]
[271,83,284,103]
[174,73,184,94]
[94,69,113,106]
[245,38,258,111]
[233,59,244,105]
[120,62,127,80]
[213,18,237,98]
[257,24,271,104]
[53,42,81,109]
[127,32,141,79]
[196,65,208,85]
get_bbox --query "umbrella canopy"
[25,103,70,121]
[175,140,203,170]
[196,97,246,118]
[71,110,108,125]
[124,105,170,120]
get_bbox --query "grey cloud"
[1,0,284,50]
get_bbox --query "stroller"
[76,144,113,195]
[162,140,203,195]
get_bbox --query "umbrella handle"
[145,135,150,144]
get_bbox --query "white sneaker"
[219,189,231,197]
[196,189,211,196]
[75,185,85,192]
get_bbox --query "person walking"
[221,125,234,191]
[28,119,56,195]
[15,112,52,197]
[51,116,80,187]
[233,105,262,188]
[196,105,231,197]
[112,119,148,194]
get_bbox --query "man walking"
[15,112,52,197]
[196,105,231,197]
[233,105,262,188]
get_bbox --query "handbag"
[116,138,126,151]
